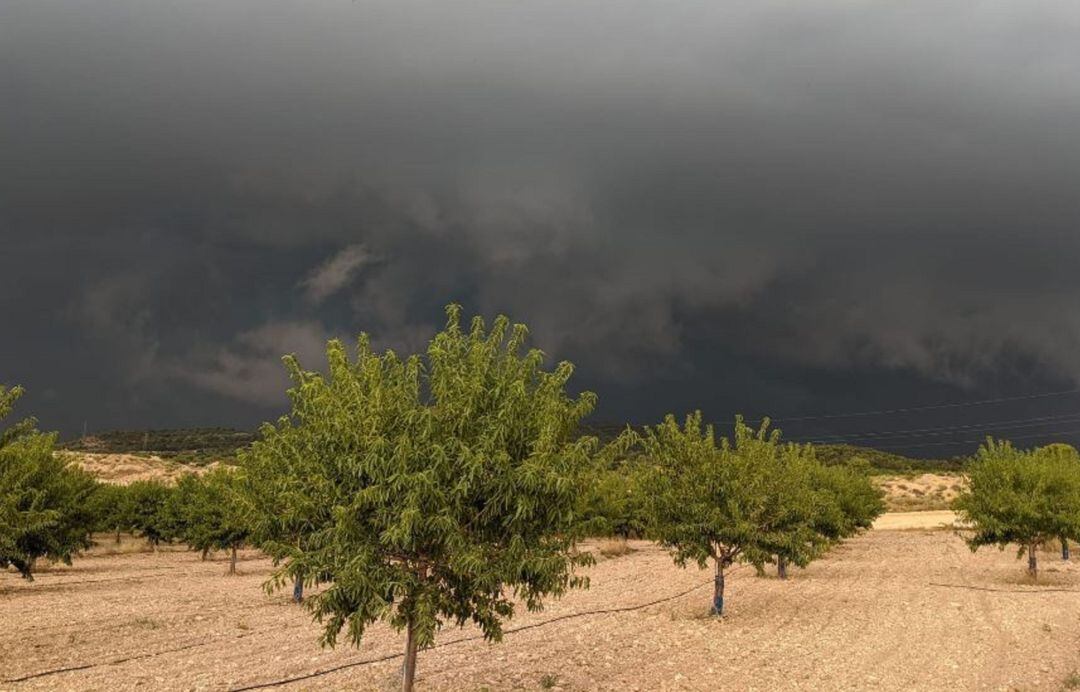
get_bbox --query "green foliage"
[0,385,98,580]
[953,438,1080,576]
[814,443,963,473]
[577,454,648,539]
[119,480,176,546]
[168,469,250,560]
[807,460,885,543]
[86,482,129,534]
[62,427,254,464]
[640,413,883,612]
[642,414,810,568]
[242,305,604,678]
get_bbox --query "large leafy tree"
[243,305,602,691]
[953,438,1080,578]
[0,385,97,580]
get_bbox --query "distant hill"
[813,443,965,473]
[59,425,965,474]
[62,428,256,464]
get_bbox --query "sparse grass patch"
[597,538,634,559]
[1063,670,1080,690]
[133,616,161,630]
[540,673,559,689]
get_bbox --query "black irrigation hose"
[928,581,1080,594]
[229,572,734,692]
[2,632,262,684]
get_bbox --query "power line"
[806,411,1080,443]
[758,387,1080,424]
[816,425,1080,451]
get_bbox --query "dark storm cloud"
[5,0,1080,452]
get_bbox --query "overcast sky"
[5,1,1080,454]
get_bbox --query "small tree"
[953,438,1080,578]
[578,454,648,541]
[1035,443,1080,561]
[240,423,330,603]
[244,305,602,691]
[804,460,885,561]
[120,480,176,548]
[642,413,827,615]
[87,482,129,544]
[0,385,97,580]
[170,470,250,573]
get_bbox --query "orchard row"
[4,305,1080,692]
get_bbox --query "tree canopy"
[242,305,605,690]
[640,413,882,613]
[168,469,250,572]
[0,385,97,580]
[953,437,1080,577]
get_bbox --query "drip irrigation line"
[228,571,737,691]
[927,582,1080,594]
[2,631,262,684]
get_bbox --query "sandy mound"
[876,472,967,511]
[67,452,214,485]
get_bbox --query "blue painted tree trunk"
[711,558,725,616]
[293,572,304,603]
[777,556,788,580]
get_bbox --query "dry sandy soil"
[3,522,1079,692]
[874,473,967,512]
[68,453,217,485]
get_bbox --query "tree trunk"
[1027,542,1037,579]
[402,619,419,692]
[1062,538,1071,562]
[115,528,121,545]
[777,556,788,580]
[292,572,304,603]
[201,548,210,562]
[711,558,726,616]
[229,545,238,575]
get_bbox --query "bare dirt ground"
[3,524,1079,691]
[872,510,958,530]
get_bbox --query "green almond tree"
[642,413,829,615]
[169,469,250,573]
[0,385,97,580]
[577,455,649,541]
[119,480,177,548]
[1035,443,1080,561]
[953,438,1080,578]
[242,305,602,691]
[802,460,885,570]
[87,482,130,545]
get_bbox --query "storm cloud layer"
[5,1,1080,453]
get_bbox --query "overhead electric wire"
[754,386,1080,423]
[804,411,1080,443]
[828,425,1080,451]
